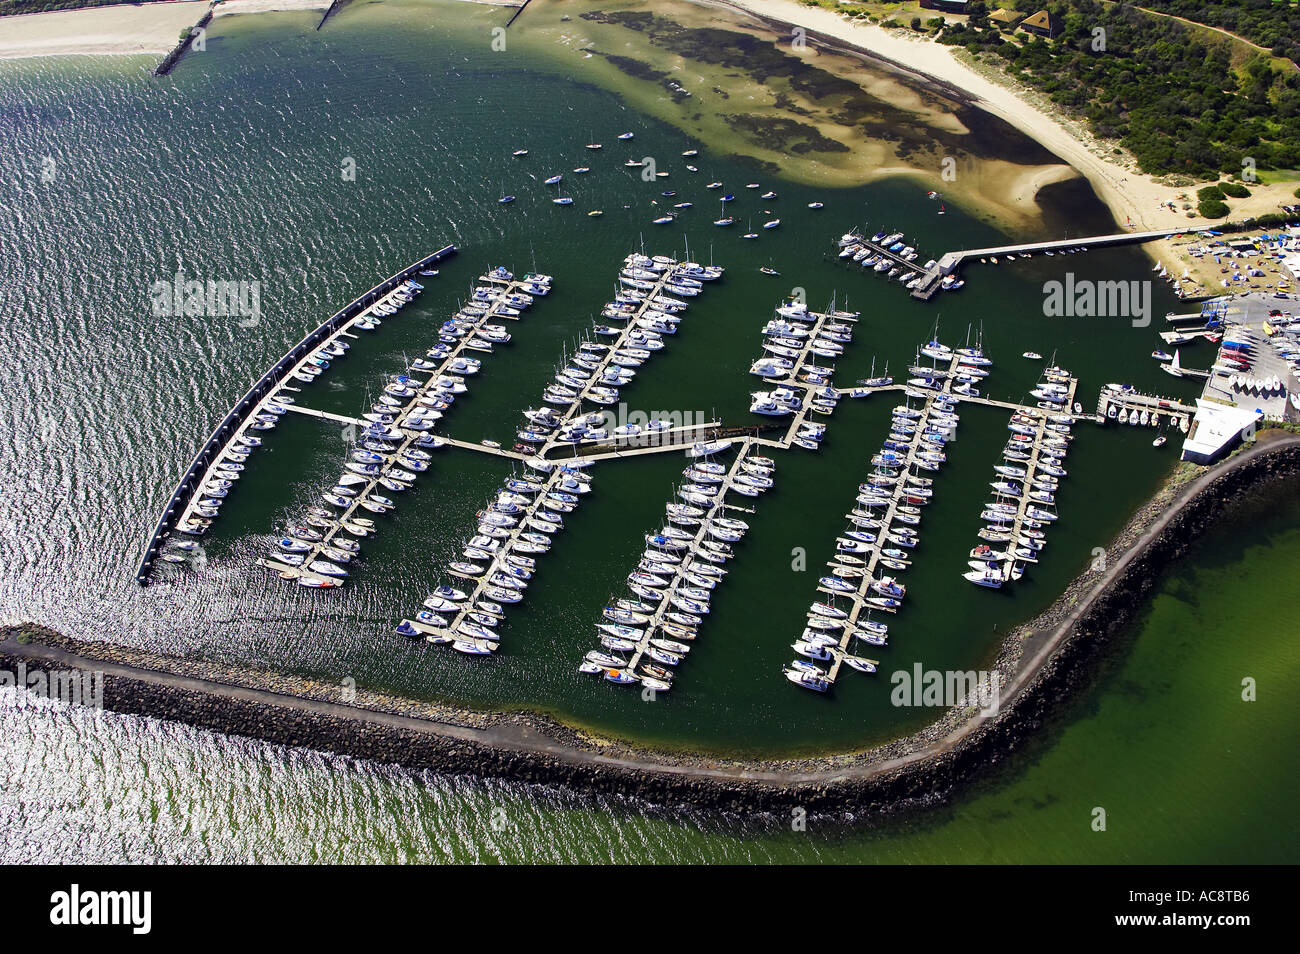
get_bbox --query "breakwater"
[136,244,457,584]
[153,5,215,77]
[317,0,346,31]
[16,434,1300,812]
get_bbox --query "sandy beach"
[0,0,343,61]
[3,0,1289,276]
[214,0,331,17]
[0,2,210,58]
[711,0,1182,229]
[706,0,1296,286]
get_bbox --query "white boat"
[687,440,732,458]
[784,668,830,692]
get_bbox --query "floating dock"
[520,254,722,461]
[580,443,773,689]
[965,368,1079,587]
[259,268,550,587]
[137,244,457,584]
[815,352,971,685]
[407,461,595,652]
[402,253,724,654]
[833,231,938,298]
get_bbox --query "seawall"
[7,434,1300,812]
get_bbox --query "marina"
[136,245,457,584]
[837,227,1195,301]
[6,0,1300,872]
[254,266,552,588]
[834,229,948,298]
[400,458,596,655]
[396,252,724,653]
[964,366,1079,588]
[579,443,774,690]
[785,336,980,690]
[1096,386,1195,432]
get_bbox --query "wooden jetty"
[907,227,1191,300]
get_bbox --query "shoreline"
[696,0,1299,283]
[697,0,1188,232]
[9,0,1284,253]
[6,433,1299,811]
[0,2,210,59]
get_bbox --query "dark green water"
[0,2,1209,757]
[5,475,1297,862]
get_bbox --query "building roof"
[1180,398,1262,461]
[989,9,1023,22]
[1022,10,1054,30]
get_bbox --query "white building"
[1180,399,1263,464]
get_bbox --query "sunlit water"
[4,479,1298,862]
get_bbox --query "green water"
[4,476,1297,862]
[0,0,1208,757]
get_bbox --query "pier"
[137,244,457,584]
[532,271,684,443]
[833,232,937,298]
[589,442,773,687]
[517,256,721,461]
[316,0,345,30]
[818,356,969,683]
[747,298,860,452]
[409,461,595,650]
[909,228,1190,300]
[407,253,724,654]
[967,370,1079,586]
[153,5,214,77]
[1096,387,1195,430]
[259,269,549,587]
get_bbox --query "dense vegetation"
[1197,184,1231,216]
[0,0,139,14]
[1136,0,1300,68]
[939,1,1300,178]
